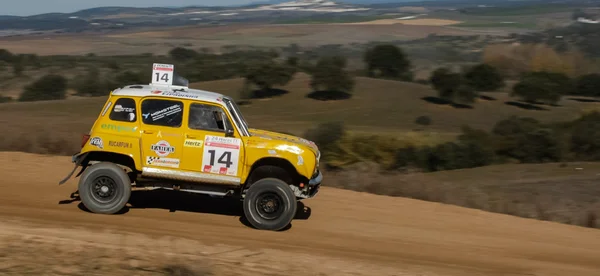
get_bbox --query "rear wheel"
[243,178,297,231]
[78,162,131,214]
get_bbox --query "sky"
[0,0,258,16]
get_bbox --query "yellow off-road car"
[59,63,322,231]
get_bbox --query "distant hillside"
[0,0,377,32]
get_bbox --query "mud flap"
[58,164,79,185]
[58,152,89,185]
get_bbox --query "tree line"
[3,43,600,106]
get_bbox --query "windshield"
[223,97,250,136]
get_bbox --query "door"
[180,102,245,181]
[139,98,185,170]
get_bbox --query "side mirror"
[220,112,234,137]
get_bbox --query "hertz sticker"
[184,139,204,148]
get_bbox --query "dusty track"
[1,152,599,275]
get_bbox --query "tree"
[309,56,355,96]
[463,63,505,92]
[19,74,67,102]
[455,84,478,105]
[168,47,198,62]
[511,71,572,105]
[364,44,412,81]
[73,67,105,96]
[575,73,600,97]
[430,67,462,100]
[244,61,296,97]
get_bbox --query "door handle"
[186,135,197,139]
[143,130,154,134]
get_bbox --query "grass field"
[1,73,597,155]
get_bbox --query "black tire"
[78,162,132,214]
[243,178,297,231]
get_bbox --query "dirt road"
[1,152,599,275]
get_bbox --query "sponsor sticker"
[156,131,180,138]
[146,156,180,168]
[109,141,132,148]
[101,124,137,133]
[184,139,204,148]
[151,140,175,157]
[114,104,135,113]
[90,137,103,149]
[143,104,182,122]
[149,90,200,99]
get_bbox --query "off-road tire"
[243,178,297,231]
[78,162,132,214]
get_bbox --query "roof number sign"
[152,63,174,86]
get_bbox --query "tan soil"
[0,152,599,275]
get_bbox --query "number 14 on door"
[201,135,241,176]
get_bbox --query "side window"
[188,103,233,132]
[109,98,136,122]
[141,99,183,128]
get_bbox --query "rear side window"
[141,99,183,128]
[109,98,137,122]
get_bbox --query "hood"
[249,128,320,156]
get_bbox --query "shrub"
[569,111,600,160]
[303,121,350,168]
[0,49,14,63]
[575,73,600,97]
[0,96,12,103]
[492,116,563,163]
[304,121,346,154]
[18,74,67,102]
[415,115,432,126]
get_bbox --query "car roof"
[111,84,228,105]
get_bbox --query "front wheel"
[78,162,132,214]
[243,178,297,231]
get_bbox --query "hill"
[0,73,597,154]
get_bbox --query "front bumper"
[306,169,322,198]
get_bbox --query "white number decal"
[151,63,174,85]
[201,135,240,176]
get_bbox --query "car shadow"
[61,189,311,231]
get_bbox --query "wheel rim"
[90,176,119,204]
[255,192,284,220]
